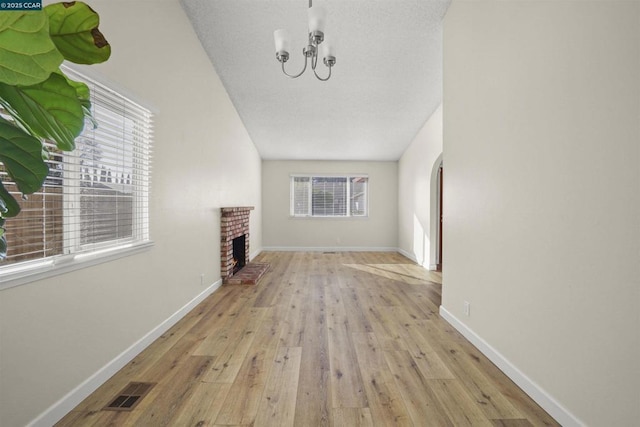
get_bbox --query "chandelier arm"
[281,55,308,79]
[313,64,331,81]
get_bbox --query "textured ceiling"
[180,0,450,161]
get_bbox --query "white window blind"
[0,67,153,269]
[290,175,368,217]
[292,176,310,216]
[349,176,368,216]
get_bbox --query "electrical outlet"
[463,301,471,316]
[200,273,205,286]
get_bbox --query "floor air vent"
[103,382,155,411]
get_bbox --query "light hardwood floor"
[56,252,559,426]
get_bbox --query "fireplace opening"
[232,234,246,274]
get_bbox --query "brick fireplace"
[220,207,269,285]
[220,206,253,283]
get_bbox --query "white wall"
[262,160,397,250]
[442,1,640,426]
[398,105,443,268]
[0,1,262,426]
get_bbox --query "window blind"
[290,175,368,217]
[312,177,347,216]
[349,176,368,216]
[0,66,153,267]
[292,176,310,216]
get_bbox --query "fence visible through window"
[0,66,152,268]
[290,175,368,218]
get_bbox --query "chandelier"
[273,0,336,81]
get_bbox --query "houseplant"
[0,1,110,259]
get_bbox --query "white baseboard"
[250,247,262,261]
[261,246,399,252]
[397,248,418,263]
[395,249,438,271]
[438,306,584,427]
[28,279,223,427]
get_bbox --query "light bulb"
[273,29,290,54]
[308,6,326,33]
[322,36,335,58]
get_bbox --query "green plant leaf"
[61,71,90,110]
[0,181,20,218]
[45,2,111,64]
[0,117,49,194]
[60,71,97,128]
[0,71,84,151]
[0,11,64,86]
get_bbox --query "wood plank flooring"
[56,252,559,427]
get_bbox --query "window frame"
[289,174,369,218]
[0,66,153,290]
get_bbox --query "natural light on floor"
[343,263,441,285]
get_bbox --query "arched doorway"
[436,162,443,271]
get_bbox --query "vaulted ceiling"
[180,0,450,161]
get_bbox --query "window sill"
[0,241,154,291]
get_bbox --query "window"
[0,66,152,280]
[290,175,368,217]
